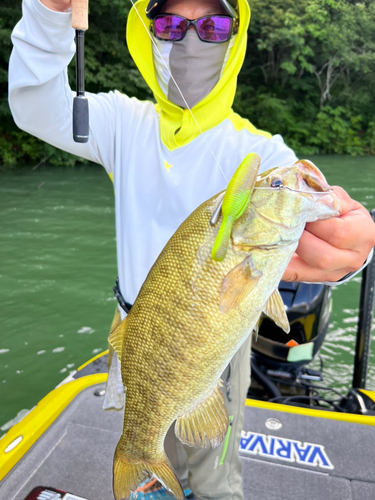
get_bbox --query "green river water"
[1,156,375,434]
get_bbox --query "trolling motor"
[72,0,89,143]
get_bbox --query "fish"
[109,153,340,500]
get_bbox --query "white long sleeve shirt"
[10,0,367,307]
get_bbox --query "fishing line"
[128,0,229,183]
[253,186,335,195]
[209,187,334,225]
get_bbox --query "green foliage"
[235,0,375,154]
[1,0,375,168]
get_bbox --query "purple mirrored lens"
[154,15,232,42]
[154,16,188,41]
[196,16,232,42]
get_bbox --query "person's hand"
[40,0,71,12]
[282,186,375,283]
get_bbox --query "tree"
[235,0,375,154]
[1,0,375,167]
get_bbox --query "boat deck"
[1,381,121,500]
[2,353,375,500]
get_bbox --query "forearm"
[9,0,117,170]
[9,0,88,156]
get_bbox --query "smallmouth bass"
[109,154,340,499]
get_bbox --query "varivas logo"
[240,431,333,470]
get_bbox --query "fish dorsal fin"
[212,153,261,262]
[220,257,262,313]
[263,289,290,333]
[175,382,228,449]
[108,315,128,361]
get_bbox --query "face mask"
[153,30,232,109]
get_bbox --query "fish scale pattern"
[112,162,340,499]
[119,193,252,459]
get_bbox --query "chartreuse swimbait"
[211,153,261,262]
[108,156,340,500]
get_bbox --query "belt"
[113,278,133,314]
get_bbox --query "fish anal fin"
[264,289,290,333]
[175,383,228,449]
[108,315,128,361]
[220,257,262,313]
[113,446,184,500]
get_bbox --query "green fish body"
[110,156,340,500]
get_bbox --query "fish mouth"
[293,160,341,216]
[294,159,331,193]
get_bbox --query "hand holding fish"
[283,187,375,283]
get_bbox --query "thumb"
[331,186,359,216]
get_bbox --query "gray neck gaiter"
[153,30,230,109]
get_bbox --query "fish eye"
[269,177,284,189]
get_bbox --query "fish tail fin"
[113,447,148,500]
[113,447,184,500]
[150,457,184,500]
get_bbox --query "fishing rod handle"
[72,0,89,142]
[71,0,89,30]
[73,95,89,143]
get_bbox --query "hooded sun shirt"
[127,0,268,150]
[9,0,299,309]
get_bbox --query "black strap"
[113,278,133,314]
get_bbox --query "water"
[307,156,375,395]
[0,157,374,433]
[0,166,117,432]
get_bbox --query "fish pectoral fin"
[108,315,128,361]
[175,383,228,449]
[220,257,262,313]
[113,447,184,500]
[263,289,290,333]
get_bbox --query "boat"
[1,213,375,500]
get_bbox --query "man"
[8,0,375,498]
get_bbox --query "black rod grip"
[73,95,89,143]
[73,29,89,143]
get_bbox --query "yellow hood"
[126,0,252,150]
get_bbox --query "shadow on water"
[0,156,374,432]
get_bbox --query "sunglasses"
[151,14,239,44]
